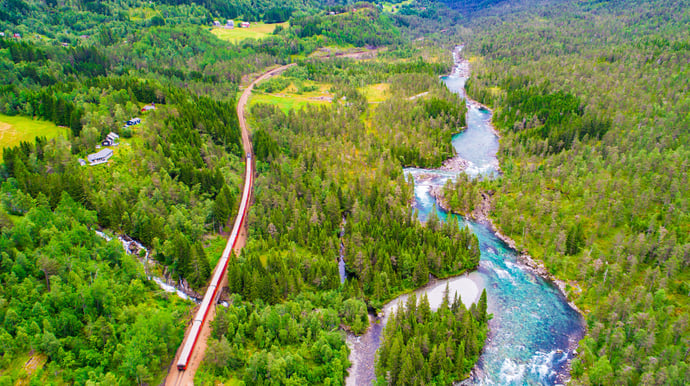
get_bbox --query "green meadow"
[210,22,288,43]
[249,81,333,113]
[0,114,67,157]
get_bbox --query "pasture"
[210,22,288,43]
[249,80,333,113]
[0,114,67,157]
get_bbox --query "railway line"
[166,63,295,386]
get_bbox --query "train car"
[176,154,253,371]
[177,321,201,370]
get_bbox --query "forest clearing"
[210,22,289,43]
[0,115,65,157]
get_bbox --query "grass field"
[382,0,414,13]
[0,114,67,157]
[249,80,333,113]
[210,22,288,43]
[0,351,62,386]
[128,7,158,20]
[359,83,390,103]
[308,45,363,58]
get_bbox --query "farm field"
[359,83,390,103]
[249,81,333,113]
[0,114,67,157]
[210,22,288,42]
[382,0,414,13]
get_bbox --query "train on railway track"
[176,152,253,371]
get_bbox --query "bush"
[150,15,166,27]
[121,126,133,138]
[255,76,290,93]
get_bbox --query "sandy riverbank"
[345,273,482,386]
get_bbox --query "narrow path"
[165,63,296,386]
[408,91,429,100]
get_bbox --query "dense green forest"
[198,56,480,382]
[445,0,690,384]
[441,173,483,217]
[1,0,358,290]
[291,5,401,46]
[0,3,258,383]
[375,290,488,385]
[4,0,688,384]
[1,0,484,383]
[0,192,188,384]
[0,55,247,288]
[0,0,335,383]
[201,293,353,384]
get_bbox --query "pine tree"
[387,335,403,385]
[405,293,417,331]
[418,293,431,324]
[440,282,450,311]
[172,232,191,280]
[566,222,584,255]
[413,255,429,286]
[213,184,235,231]
[188,242,211,288]
[477,289,488,323]
[455,341,466,376]
[399,347,416,385]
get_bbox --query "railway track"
[165,63,296,386]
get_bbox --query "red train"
[176,152,253,371]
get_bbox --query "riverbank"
[345,272,482,386]
[428,168,584,384]
[427,148,584,318]
[440,154,470,172]
[449,45,501,140]
[95,230,203,301]
[448,44,582,315]
[427,186,556,284]
[485,204,585,313]
[346,44,585,385]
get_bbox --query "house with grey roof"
[86,148,113,165]
[102,132,120,146]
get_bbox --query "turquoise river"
[345,47,585,385]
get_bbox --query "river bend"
[346,47,585,386]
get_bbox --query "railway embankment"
[165,63,295,386]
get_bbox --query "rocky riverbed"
[427,185,584,316]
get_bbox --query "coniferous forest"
[454,0,690,383]
[375,290,488,385]
[0,0,689,385]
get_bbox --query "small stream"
[339,218,348,284]
[345,47,585,385]
[95,230,201,303]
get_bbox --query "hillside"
[1,1,468,383]
[454,0,690,383]
[0,0,688,384]
[0,0,318,383]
